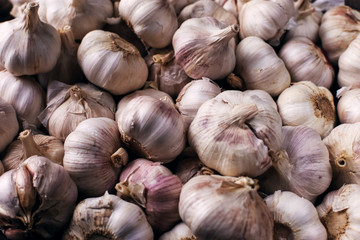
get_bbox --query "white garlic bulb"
[239,0,296,46]
[0,98,19,153]
[63,192,154,240]
[189,90,282,177]
[119,0,178,48]
[265,190,327,240]
[38,0,113,40]
[64,117,128,197]
[176,77,221,130]
[214,0,238,17]
[77,30,148,96]
[0,71,45,130]
[317,184,360,239]
[337,88,360,123]
[116,95,186,163]
[259,125,332,202]
[338,34,360,88]
[235,36,291,97]
[319,5,360,65]
[279,37,334,89]
[0,2,61,76]
[179,175,274,239]
[173,16,238,80]
[277,81,335,138]
[159,222,195,240]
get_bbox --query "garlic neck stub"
[173,16,238,80]
[337,88,360,123]
[0,98,19,153]
[338,34,360,88]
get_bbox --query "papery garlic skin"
[0,98,19,153]
[188,90,282,177]
[62,192,154,240]
[279,37,334,88]
[337,88,360,123]
[239,0,296,46]
[0,2,61,76]
[179,175,273,240]
[277,81,335,138]
[78,30,148,96]
[159,222,196,240]
[265,190,327,240]
[119,0,178,48]
[338,35,360,88]
[173,16,238,80]
[235,36,291,96]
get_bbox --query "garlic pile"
[0,98,19,153]
[337,88,360,123]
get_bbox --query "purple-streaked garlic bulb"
[0,97,19,153]
[115,158,183,233]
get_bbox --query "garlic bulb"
[338,34,360,88]
[77,30,148,96]
[39,81,116,141]
[214,0,238,17]
[116,95,186,163]
[179,175,274,239]
[323,123,360,188]
[38,0,113,40]
[265,190,327,240]
[168,0,198,14]
[0,98,19,153]
[0,2,61,76]
[178,0,238,26]
[115,158,183,232]
[337,88,360,123]
[2,129,64,171]
[119,0,178,48]
[63,192,154,240]
[317,184,360,239]
[159,222,196,240]
[64,117,128,197]
[259,125,332,202]
[277,81,335,138]
[239,0,296,46]
[0,71,45,130]
[235,36,291,96]
[0,155,77,239]
[279,37,334,89]
[319,5,360,65]
[188,90,282,177]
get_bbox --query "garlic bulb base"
[322,210,347,239]
[111,147,128,168]
[274,222,294,240]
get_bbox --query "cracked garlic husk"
[115,158,183,233]
[337,88,360,123]
[279,36,334,88]
[259,125,332,203]
[179,175,273,239]
[0,98,19,153]
[235,36,291,96]
[188,90,282,177]
[116,95,186,163]
[62,192,154,240]
[0,2,61,76]
[77,30,148,96]
[0,155,78,240]
[2,129,64,171]
[239,0,296,46]
[119,0,178,48]
[277,81,335,138]
[265,190,327,240]
[338,34,360,88]
[317,184,360,240]
[63,117,128,197]
[173,16,238,80]
[159,222,196,240]
[39,81,116,141]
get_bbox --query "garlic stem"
[115,181,146,208]
[69,86,86,101]
[59,26,77,54]
[24,2,40,32]
[19,130,42,160]
[272,150,291,177]
[152,51,174,65]
[212,24,239,44]
[110,147,128,168]
[229,103,258,126]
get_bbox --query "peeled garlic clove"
[338,35,360,88]
[279,37,334,89]
[337,88,360,123]
[319,5,360,65]
[265,190,327,240]
[277,81,335,138]
[239,0,296,46]
[115,158,183,232]
[0,156,78,239]
[0,98,19,153]
[176,77,221,130]
[159,222,195,240]
[179,175,273,239]
[63,117,127,197]
[63,192,154,240]
[235,36,291,96]
[2,129,64,171]
[116,95,186,163]
[173,16,238,80]
[189,90,282,177]
[0,2,61,76]
[259,125,332,202]
[77,30,148,96]
[0,71,45,130]
[317,184,360,239]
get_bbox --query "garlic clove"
[0,97,19,153]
